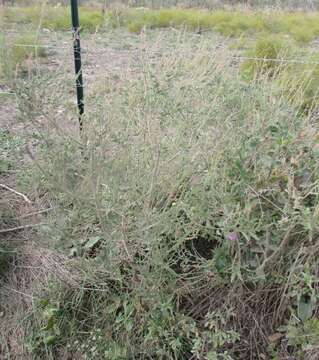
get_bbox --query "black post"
[70,0,84,131]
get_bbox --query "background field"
[1,1,319,360]
[4,0,319,9]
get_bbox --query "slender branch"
[2,285,36,299]
[0,223,45,234]
[258,226,294,272]
[19,208,53,219]
[0,184,32,203]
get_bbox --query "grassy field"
[1,3,319,360]
[4,6,319,40]
[6,0,319,9]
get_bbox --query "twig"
[19,208,53,219]
[258,226,294,272]
[0,184,32,204]
[2,285,36,299]
[0,223,45,234]
[275,246,304,325]
[120,216,132,260]
[246,184,286,215]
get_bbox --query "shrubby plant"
[12,33,318,359]
[1,4,319,357]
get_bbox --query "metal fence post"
[70,0,84,132]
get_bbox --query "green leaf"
[84,236,101,250]
[206,351,218,360]
[39,299,49,307]
[125,320,133,332]
[268,125,280,135]
[40,316,56,331]
[69,248,78,258]
[170,338,182,351]
[43,335,56,345]
[298,296,313,322]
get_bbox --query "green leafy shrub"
[10,29,319,359]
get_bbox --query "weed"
[12,33,318,359]
[240,35,294,79]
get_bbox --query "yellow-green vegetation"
[113,8,265,35]
[241,35,319,111]
[11,34,47,62]
[8,34,47,68]
[280,58,319,112]
[1,6,104,32]
[110,7,319,43]
[268,12,319,43]
[3,6,319,42]
[0,34,47,78]
[240,35,295,80]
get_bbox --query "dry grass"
[0,246,83,359]
[182,281,287,358]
